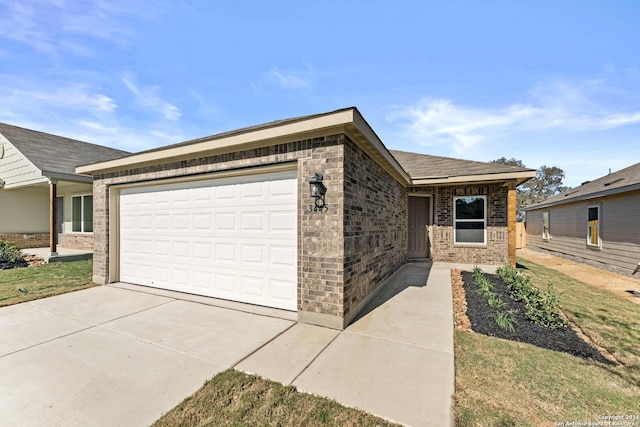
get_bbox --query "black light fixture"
[309,172,327,211]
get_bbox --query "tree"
[490,158,571,217]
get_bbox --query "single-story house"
[0,123,129,253]
[77,107,535,329]
[525,161,640,278]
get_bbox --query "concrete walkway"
[0,262,458,427]
[238,262,455,427]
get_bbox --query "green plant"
[494,311,516,333]
[0,240,24,264]
[488,293,506,309]
[497,262,565,329]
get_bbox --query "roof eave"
[411,171,536,186]
[525,182,640,210]
[75,108,412,185]
[42,170,93,184]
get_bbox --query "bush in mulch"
[461,270,615,365]
[0,240,28,270]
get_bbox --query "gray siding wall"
[526,190,640,276]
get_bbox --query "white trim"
[412,171,535,186]
[453,195,487,245]
[71,193,93,233]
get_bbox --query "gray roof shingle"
[0,123,129,175]
[526,161,640,210]
[389,149,534,179]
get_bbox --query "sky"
[1,0,639,188]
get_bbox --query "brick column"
[507,181,517,267]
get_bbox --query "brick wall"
[92,135,357,328]
[410,183,509,265]
[298,139,346,325]
[342,137,407,321]
[59,234,93,250]
[0,233,49,248]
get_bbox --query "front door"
[56,197,63,244]
[408,196,430,258]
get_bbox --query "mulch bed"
[0,255,44,270]
[459,270,615,365]
[0,260,28,270]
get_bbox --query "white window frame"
[542,211,551,241]
[586,205,601,248]
[453,195,487,245]
[72,194,93,233]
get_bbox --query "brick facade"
[59,234,93,250]
[409,183,509,265]
[342,137,407,322]
[0,233,49,248]
[90,131,513,329]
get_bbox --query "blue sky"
[1,0,639,188]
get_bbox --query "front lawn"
[0,260,96,306]
[454,257,640,426]
[153,369,399,427]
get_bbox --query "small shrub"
[0,240,24,264]
[488,293,506,309]
[495,311,516,333]
[497,263,565,329]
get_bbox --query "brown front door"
[408,197,430,258]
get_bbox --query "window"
[454,196,486,244]
[542,211,550,240]
[72,195,93,233]
[587,206,600,247]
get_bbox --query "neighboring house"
[525,161,640,278]
[0,124,129,253]
[78,107,535,329]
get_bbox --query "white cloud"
[0,77,185,152]
[0,0,150,57]
[389,78,640,153]
[122,74,181,121]
[0,82,117,114]
[267,64,314,89]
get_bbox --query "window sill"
[454,243,488,248]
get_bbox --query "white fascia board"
[76,110,356,175]
[411,170,536,186]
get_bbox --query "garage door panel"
[120,170,297,311]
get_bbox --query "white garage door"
[119,170,298,311]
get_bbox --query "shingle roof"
[526,161,640,210]
[0,123,129,175]
[389,149,534,179]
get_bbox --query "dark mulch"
[461,271,615,365]
[0,260,28,270]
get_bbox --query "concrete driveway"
[0,262,463,427]
[0,286,294,426]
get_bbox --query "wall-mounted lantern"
[309,172,327,212]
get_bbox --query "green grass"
[153,370,399,427]
[454,257,640,426]
[0,260,96,306]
